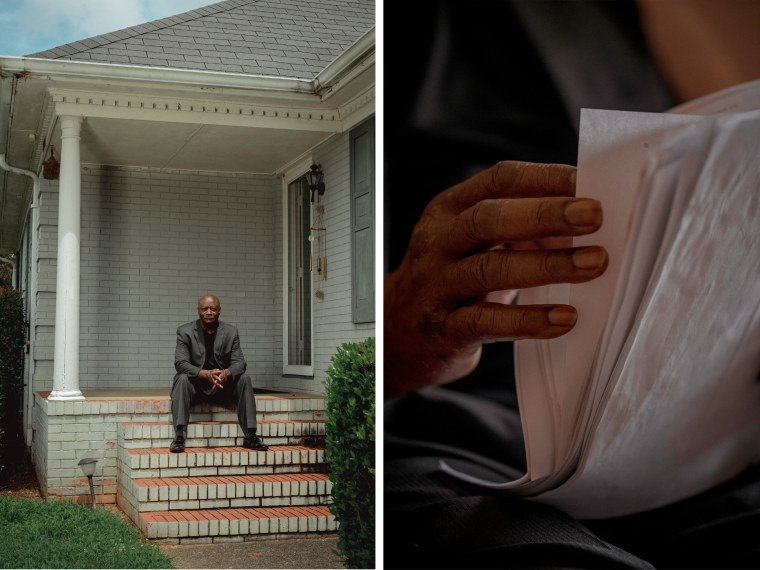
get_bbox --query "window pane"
[287,176,312,366]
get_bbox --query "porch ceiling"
[58,117,331,173]
[0,36,374,254]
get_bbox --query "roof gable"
[27,0,374,80]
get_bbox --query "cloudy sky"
[0,0,215,56]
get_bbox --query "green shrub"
[0,264,25,481]
[0,496,172,568]
[324,337,375,569]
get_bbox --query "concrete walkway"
[158,535,345,569]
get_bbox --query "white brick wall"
[30,129,375,397]
[308,132,374,390]
[35,166,283,390]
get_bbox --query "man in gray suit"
[169,294,268,453]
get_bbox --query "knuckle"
[496,252,516,287]
[468,254,495,293]
[533,199,556,229]
[535,251,556,279]
[510,309,540,336]
[447,303,493,341]
[488,161,517,197]
[419,301,449,335]
[467,305,487,338]
[485,163,503,197]
[459,201,486,245]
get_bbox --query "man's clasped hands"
[198,368,231,390]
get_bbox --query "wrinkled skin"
[385,161,609,399]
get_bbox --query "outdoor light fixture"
[308,163,325,203]
[78,457,98,508]
[42,145,60,180]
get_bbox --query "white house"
[0,0,374,531]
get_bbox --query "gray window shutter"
[351,118,375,323]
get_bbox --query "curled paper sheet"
[440,80,760,519]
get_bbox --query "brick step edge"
[117,420,325,443]
[121,435,324,450]
[134,472,331,488]
[118,445,328,478]
[120,483,332,514]
[127,472,333,506]
[149,531,338,545]
[139,505,337,539]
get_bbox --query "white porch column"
[49,115,85,401]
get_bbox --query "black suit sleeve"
[226,326,247,377]
[174,325,202,378]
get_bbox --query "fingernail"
[548,307,577,326]
[565,199,602,227]
[573,247,607,269]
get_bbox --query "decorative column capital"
[59,115,84,133]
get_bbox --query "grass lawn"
[0,496,173,569]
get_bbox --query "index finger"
[442,161,576,212]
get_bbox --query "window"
[284,173,313,374]
[351,118,375,323]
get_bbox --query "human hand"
[211,369,230,389]
[384,161,608,399]
[203,369,223,389]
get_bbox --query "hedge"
[0,261,25,481]
[324,337,375,569]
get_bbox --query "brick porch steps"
[127,472,332,511]
[120,420,325,448]
[120,445,327,476]
[140,505,336,539]
[116,395,335,543]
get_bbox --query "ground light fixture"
[77,457,98,508]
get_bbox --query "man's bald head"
[198,294,221,309]
[197,295,221,328]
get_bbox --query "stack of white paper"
[442,80,760,519]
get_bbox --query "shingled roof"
[27,0,374,80]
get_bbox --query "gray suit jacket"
[174,319,247,380]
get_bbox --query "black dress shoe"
[242,435,268,451]
[169,432,185,453]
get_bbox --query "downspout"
[0,153,39,446]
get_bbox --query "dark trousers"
[385,362,760,569]
[171,373,258,436]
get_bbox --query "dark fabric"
[385,388,760,569]
[383,1,760,568]
[172,317,258,434]
[203,329,220,371]
[174,319,247,380]
[384,0,675,277]
[171,372,258,434]
[384,389,653,569]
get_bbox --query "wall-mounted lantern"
[42,145,60,180]
[308,163,325,203]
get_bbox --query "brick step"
[107,392,332,541]
[122,472,332,513]
[139,505,336,541]
[40,393,325,418]
[190,409,324,423]
[187,397,326,423]
[119,445,327,479]
[118,420,324,449]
